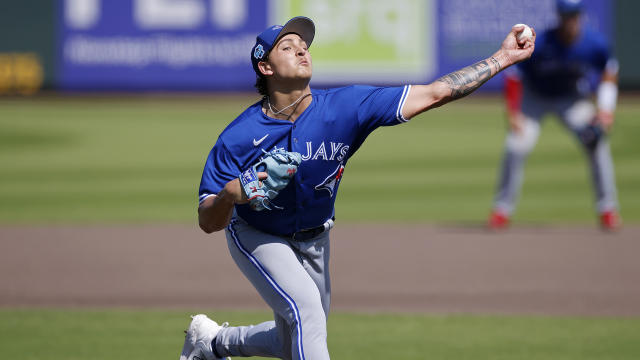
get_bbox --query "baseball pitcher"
[182,16,535,360]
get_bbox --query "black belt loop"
[289,217,335,241]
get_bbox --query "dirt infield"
[1,224,638,316]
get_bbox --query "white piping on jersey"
[227,220,306,360]
[323,218,335,231]
[199,193,216,204]
[396,85,411,123]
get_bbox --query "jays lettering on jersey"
[518,27,610,97]
[199,85,411,236]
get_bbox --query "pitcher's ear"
[258,61,273,76]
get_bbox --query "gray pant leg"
[493,86,545,215]
[215,219,331,360]
[493,118,541,215]
[217,314,291,359]
[589,139,619,212]
[274,313,293,359]
[561,99,619,212]
[216,321,281,358]
[288,236,331,319]
[494,151,527,215]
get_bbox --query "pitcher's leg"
[274,313,294,360]
[216,314,292,359]
[288,231,331,319]
[220,220,329,360]
[215,321,283,358]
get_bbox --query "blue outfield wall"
[55,0,613,92]
[57,0,268,91]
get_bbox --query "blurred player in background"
[488,0,621,231]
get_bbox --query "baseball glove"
[578,123,604,150]
[238,149,302,211]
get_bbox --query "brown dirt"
[1,224,638,316]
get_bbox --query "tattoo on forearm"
[437,56,502,99]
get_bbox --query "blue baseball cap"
[251,16,315,75]
[556,0,583,14]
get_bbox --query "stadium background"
[1,1,639,359]
[5,0,640,92]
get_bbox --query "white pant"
[214,217,331,360]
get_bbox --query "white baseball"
[514,23,533,42]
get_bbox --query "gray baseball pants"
[213,217,331,360]
[493,87,619,215]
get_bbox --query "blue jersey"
[518,27,610,97]
[199,85,411,236]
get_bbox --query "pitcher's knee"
[279,294,326,329]
[293,303,326,332]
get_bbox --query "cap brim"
[276,16,315,48]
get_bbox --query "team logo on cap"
[254,44,265,59]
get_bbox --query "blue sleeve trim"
[198,193,216,204]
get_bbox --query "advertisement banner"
[58,0,268,90]
[57,0,613,91]
[272,0,437,85]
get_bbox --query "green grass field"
[1,309,639,360]
[1,94,639,224]
[2,94,639,359]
